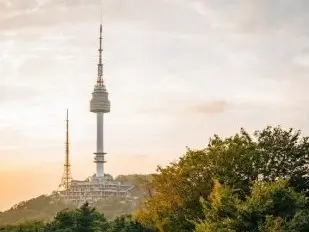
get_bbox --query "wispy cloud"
[0,85,40,103]
[191,100,229,114]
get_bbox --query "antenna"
[58,109,73,200]
[100,0,103,24]
[97,0,104,86]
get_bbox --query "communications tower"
[58,109,72,198]
[56,20,133,204]
[89,24,110,179]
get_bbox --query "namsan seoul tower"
[90,23,110,179]
[57,16,133,203]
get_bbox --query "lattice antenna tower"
[58,109,73,198]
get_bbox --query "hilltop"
[0,174,153,225]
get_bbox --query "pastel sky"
[1,0,309,210]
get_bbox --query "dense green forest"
[2,126,309,231]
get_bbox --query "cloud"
[191,100,229,114]
[0,0,97,30]
[0,0,210,35]
[293,55,309,67]
[230,0,309,35]
[1,0,309,37]
[292,46,309,67]
[0,85,40,103]
[189,100,274,115]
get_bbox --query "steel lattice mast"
[59,109,72,198]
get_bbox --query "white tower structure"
[57,20,133,204]
[90,24,110,179]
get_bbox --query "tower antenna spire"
[97,0,104,86]
[100,0,103,24]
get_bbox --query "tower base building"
[59,175,133,204]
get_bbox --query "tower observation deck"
[90,24,110,179]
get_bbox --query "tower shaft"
[95,112,105,177]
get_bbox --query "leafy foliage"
[137,126,309,231]
[108,215,155,232]
[195,179,309,232]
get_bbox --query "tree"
[136,149,213,231]
[195,179,309,232]
[254,127,309,195]
[205,126,309,197]
[47,209,78,232]
[108,215,156,232]
[76,202,108,232]
[0,221,45,232]
[45,202,108,232]
[137,126,309,231]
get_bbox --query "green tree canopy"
[137,126,309,231]
[195,179,309,232]
[108,215,156,232]
[43,202,108,232]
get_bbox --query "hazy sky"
[1,0,309,210]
